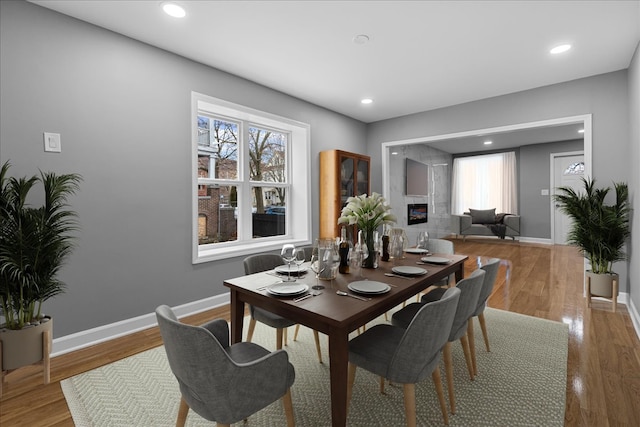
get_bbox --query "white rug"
[62,308,568,426]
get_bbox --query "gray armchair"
[347,287,461,426]
[243,253,323,363]
[155,305,295,427]
[392,269,486,415]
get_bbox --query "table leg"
[230,289,245,344]
[328,329,349,427]
[454,261,466,282]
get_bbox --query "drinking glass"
[280,244,296,282]
[294,249,306,277]
[309,254,325,290]
[416,230,429,250]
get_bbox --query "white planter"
[0,317,53,371]
[586,271,618,299]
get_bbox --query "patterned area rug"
[61,308,568,426]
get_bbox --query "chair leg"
[282,388,295,427]
[347,363,357,413]
[313,330,323,363]
[246,318,257,343]
[379,376,385,394]
[276,328,284,350]
[432,368,449,425]
[460,334,475,381]
[478,312,491,352]
[468,318,478,377]
[443,341,455,414]
[284,327,288,346]
[403,383,417,427]
[176,397,189,427]
[294,324,300,341]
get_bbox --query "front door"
[552,153,584,245]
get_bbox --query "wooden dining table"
[224,251,468,427]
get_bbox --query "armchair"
[155,305,295,427]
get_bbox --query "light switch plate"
[541,189,549,196]
[44,132,61,153]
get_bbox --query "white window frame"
[192,92,311,263]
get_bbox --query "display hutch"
[319,150,370,240]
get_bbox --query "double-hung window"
[192,92,311,263]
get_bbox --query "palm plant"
[0,161,81,330]
[553,177,630,274]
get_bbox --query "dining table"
[224,250,468,427]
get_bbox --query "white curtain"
[451,152,518,214]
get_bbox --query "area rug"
[61,308,568,426]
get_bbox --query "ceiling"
[29,1,640,125]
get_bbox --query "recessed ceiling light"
[578,129,585,133]
[361,98,373,105]
[162,2,186,18]
[353,34,370,45]
[484,140,493,145]
[391,151,398,155]
[550,44,571,54]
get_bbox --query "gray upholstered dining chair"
[243,253,323,363]
[347,287,461,427]
[468,257,501,376]
[412,238,455,303]
[392,268,485,415]
[155,305,295,427]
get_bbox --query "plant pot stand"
[0,325,52,397]
[586,273,618,313]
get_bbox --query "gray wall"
[519,139,584,238]
[0,0,367,337]
[367,70,631,293]
[387,145,452,241]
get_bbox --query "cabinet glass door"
[356,159,369,195]
[340,157,354,204]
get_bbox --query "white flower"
[337,192,396,232]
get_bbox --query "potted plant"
[0,161,81,373]
[553,177,630,299]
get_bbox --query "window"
[192,92,311,263]
[451,152,517,214]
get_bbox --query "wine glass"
[280,244,296,282]
[416,230,429,251]
[294,249,306,278]
[309,253,325,290]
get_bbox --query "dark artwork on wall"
[408,203,428,225]
[405,158,429,196]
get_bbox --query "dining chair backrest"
[155,305,242,422]
[473,258,501,317]
[427,238,454,255]
[243,253,284,275]
[298,245,314,262]
[448,269,485,342]
[387,287,461,384]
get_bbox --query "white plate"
[275,265,308,276]
[348,280,391,295]
[267,283,309,296]
[392,266,427,276]
[405,248,429,254]
[421,256,451,265]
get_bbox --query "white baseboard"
[627,296,640,342]
[518,237,553,245]
[51,293,230,357]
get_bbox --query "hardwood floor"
[1,239,639,426]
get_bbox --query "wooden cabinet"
[319,150,370,239]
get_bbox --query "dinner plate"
[267,283,309,296]
[405,248,429,254]
[347,280,391,295]
[275,265,308,276]
[420,256,451,265]
[392,266,427,276]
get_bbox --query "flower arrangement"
[337,192,397,232]
[338,193,396,268]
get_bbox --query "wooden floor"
[1,239,639,426]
